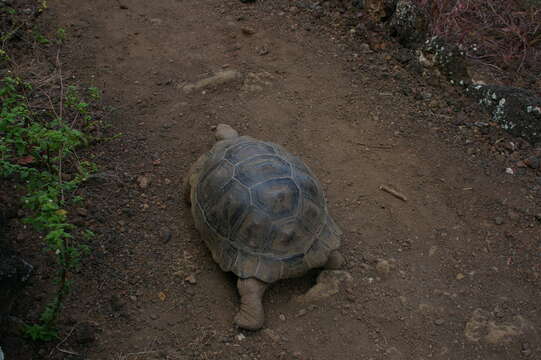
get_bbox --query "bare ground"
[5,0,541,359]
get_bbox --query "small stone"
[505,168,514,175]
[359,43,372,54]
[279,314,286,321]
[262,328,280,342]
[296,309,307,317]
[137,175,151,189]
[185,274,197,284]
[521,343,532,356]
[456,273,465,280]
[375,259,391,274]
[241,27,255,35]
[524,156,540,169]
[434,319,445,325]
[494,217,504,225]
[236,333,246,341]
[161,229,172,243]
[150,314,159,320]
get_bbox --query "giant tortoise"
[185,124,343,330]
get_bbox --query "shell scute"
[252,178,299,219]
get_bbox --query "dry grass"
[414,0,541,86]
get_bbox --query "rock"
[296,270,353,303]
[136,175,151,189]
[0,248,33,316]
[110,294,123,312]
[364,0,398,22]
[375,259,392,274]
[466,84,541,144]
[465,308,533,344]
[241,27,255,35]
[359,43,372,54]
[74,322,98,344]
[521,343,532,357]
[185,274,197,284]
[262,328,280,342]
[182,70,242,93]
[524,156,540,169]
[279,314,286,321]
[418,36,470,83]
[456,273,465,280]
[434,318,445,326]
[389,0,427,48]
[393,48,413,64]
[161,229,172,243]
[385,346,403,360]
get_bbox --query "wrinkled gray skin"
[185,124,344,330]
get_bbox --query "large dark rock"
[467,84,541,144]
[0,247,33,316]
[364,0,399,21]
[418,36,470,84]
[389,0,427,47]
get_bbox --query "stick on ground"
[380,185,408,202]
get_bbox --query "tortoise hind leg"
[234,278,268,330]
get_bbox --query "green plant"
[55,27,66,43]
[1,76,100,341]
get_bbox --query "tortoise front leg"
[234,278,268,330]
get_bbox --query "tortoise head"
[214,124,239,141]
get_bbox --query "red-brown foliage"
[414,0,541,81]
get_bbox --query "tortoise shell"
[191,136,341,283]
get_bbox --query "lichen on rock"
[418,36,470,84]
[467,84,541,143]
[389,0,427,48]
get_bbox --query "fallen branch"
[379,185,408,202]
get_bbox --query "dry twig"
[379,185,408,202]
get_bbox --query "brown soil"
[4,0,541,359]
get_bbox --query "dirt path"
[28,0,540,359]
